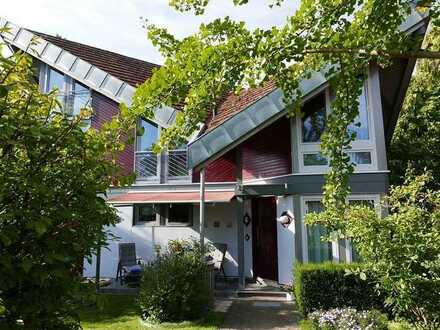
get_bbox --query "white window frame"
[300,194,380,263]
[296,83,377,174]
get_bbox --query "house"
[0,11,428,287]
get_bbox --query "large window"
[348,87,369,140]
[133,203,192,227]
[305,201,332,263]
[134,204,159,226]
[71,81,90,116]
[137,119,159,151]
[302,93,326,143]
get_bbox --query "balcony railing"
[135,151,160,181]
[135,149,191,182]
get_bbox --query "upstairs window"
[137,119,159,151]
[348,87,369,140]
[302,93,326,143]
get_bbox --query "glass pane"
[306,201,332,263]
[137,119,159,151]
[168,204,191,224]
[46,68,65,107]
[304,153,328,166]
[136,205,157,223]
[349,152,372,165]
[302,93,326,143]
[72,81,90,116]
[348,199,374,262]
[348,88,369,140]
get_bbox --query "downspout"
[199,167,206,252]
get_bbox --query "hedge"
[294,262,384,315]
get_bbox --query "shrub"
[294,262,383,315]
[138,240,212,323]
[307,308,388,330]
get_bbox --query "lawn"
[79,293,224,330]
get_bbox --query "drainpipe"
[199,167,206,252]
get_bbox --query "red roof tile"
[206,81,277,131]
[31,31,160,87]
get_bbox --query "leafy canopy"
[0,35,131,329]
[133,0,438,228]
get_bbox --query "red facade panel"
[242,116,292,180]
[193,150,237,183]
[91,92,134,175]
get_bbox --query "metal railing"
[134,149,190,182]
[168,149,191,179]
[135,151,159,181]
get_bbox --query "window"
[167,203,192,226]
[134,204,159,226]
[46,68,65,107]
[348,88,369,140]
[71,81,91,116]
[304,153,328,166]
[305,201,332,263]
[302,93,326,143]
[349,152,372,165]
[137,119,159,151]
[348,199,375,261]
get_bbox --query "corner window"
[71,81,91,116]
[167,203,193,226]
[134,204,159,226]
[348,87,369,140]
[302,93,326,143]
[137,119,159,151]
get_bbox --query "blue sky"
[3,0,298,64]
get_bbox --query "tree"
[344,171,440,329]
[0,35,131,329]
[132,0,439,229]
[389,26,440,188]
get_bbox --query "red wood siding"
[192,116,292,183]
[91,92,134,175]
[242,116,291,180]
[193,150,237,183]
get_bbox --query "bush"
[138,240,213,323]
[307,308,388,330]
[294,262,383,315]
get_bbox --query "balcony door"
[135,119,160,180]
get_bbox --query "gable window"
[302,92,326,143]
[348,87,369,140]
[134,204,160,226]
[166,203,193,226]
[137,119,159,151]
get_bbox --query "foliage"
[0,37,131,329]
[307,308,388,330]
[389,27,440,188]
[132,0,436,233]
[343,172,440,329]
[78,290,222,330]
[293,262,383,316]
[139,239,212,324]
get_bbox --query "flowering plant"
[308,308,388,330]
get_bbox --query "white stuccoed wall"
[276,196,296,285]
[83,202,252,278]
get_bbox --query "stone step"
[236,290,292,301]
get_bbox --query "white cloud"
[3,0,298,64]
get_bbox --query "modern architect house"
[0,11,428,287]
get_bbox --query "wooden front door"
[252,197,278,281]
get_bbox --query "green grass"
[79,293,223,330]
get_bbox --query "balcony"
[135,149,191,183]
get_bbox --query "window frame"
[165,203,193,227]
[133,204,160,227]
[300,194,380,263]
[296,84,377,174]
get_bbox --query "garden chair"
[116,243,142,285]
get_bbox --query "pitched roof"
[31,31,160,87]
[206,81,277,131]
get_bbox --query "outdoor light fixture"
[277,210,294,228]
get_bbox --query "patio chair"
[116,243,142,285]
[211,243,227,277]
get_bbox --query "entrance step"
[236,290,292,301]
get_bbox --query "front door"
[252,197,278,281]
